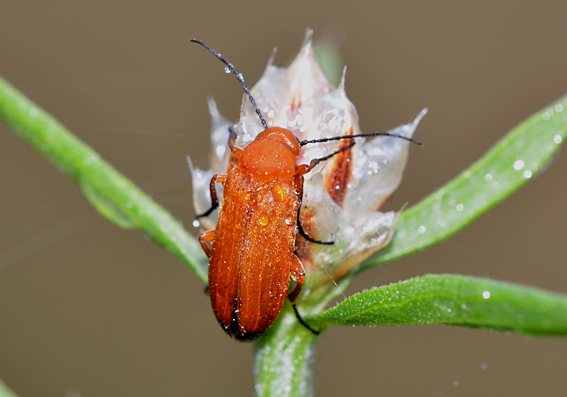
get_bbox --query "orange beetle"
[191,39,421,340]
[198,126,328,340]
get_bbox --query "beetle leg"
[288,254,320,335]
[198,229,215,258]
[228,126,244,158]
[196,174,227,219]
[288,254,306,302]
[287,254,321,335]
[296,208,335,245]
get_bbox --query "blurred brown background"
[1,1,566,396]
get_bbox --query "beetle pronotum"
[191,38,421,341]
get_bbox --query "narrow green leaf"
[309,274,567,335]
[361,97,567,270]
[0,76,208,282]
[80,179,138,229]
[254,305,320,397]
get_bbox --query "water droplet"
[554,134,562,144]
[418,225,426,234]
[484,173,492,182]
[453,381,459,387]
[523,170,532,179]
[461,304,467,309]
[456,203,464,211]
[513,160,524,170]
[555,104,563,113]
[192,220,200,228]
[259,215,269,226]
[224,66,231,74]
[268,110,275,118]
[464,171,471,179]
[285,218,293,226]
[547,108,554,117]
[542,112,551,120]
[481,363,487,370]
[482,291,491,299]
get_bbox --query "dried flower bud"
[189,29,426,299]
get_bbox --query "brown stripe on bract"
[291,94,302,112]
[323,124,354,208]
[374,196,390,212]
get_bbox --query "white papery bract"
[189,29,426,298]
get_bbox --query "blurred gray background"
[1,1,566,396]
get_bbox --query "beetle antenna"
[190,38,268,129]
[300,132,423,147]
[303,140,356,172]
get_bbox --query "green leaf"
[309,274,567,335]
[361,97,567,270]
[0,76,208,282]
[0,378,17,397]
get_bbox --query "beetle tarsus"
[196,206,216,219]
[297,211,335,245]
[292,302,320,335]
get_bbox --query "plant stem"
[254,305,320,397]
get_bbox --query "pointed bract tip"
[412,108,429,129]
[339,66,347,91]
[300,28,314,55]
[207,96,220,119]
[265,47,278,70]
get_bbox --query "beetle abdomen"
[208,167,303,340]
